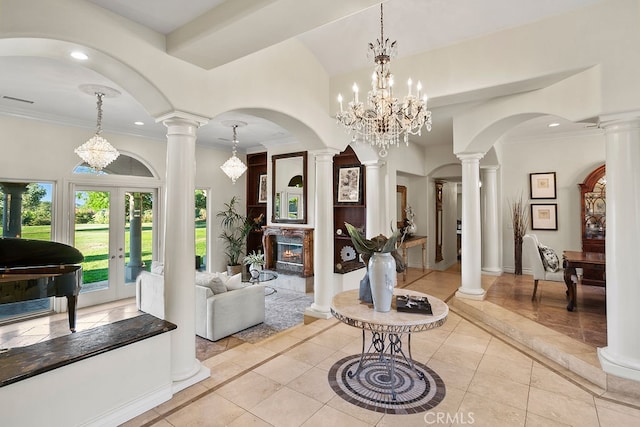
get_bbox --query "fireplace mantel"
[262,226,314,277]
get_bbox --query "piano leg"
[67,295,78,332]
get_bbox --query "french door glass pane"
[124,192,154,283]
[74,190,110,293]
[195,189,207,270]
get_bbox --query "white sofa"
[135,266,265,341]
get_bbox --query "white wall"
[500,132,605,272]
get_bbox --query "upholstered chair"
[522,234,565,300]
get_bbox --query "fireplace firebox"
[263,226,313,277]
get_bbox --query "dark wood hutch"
[245,152,267,255]
[579,164,606,286]
[333,146,366,274]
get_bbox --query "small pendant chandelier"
[75,85,121,171]
[220,121,248,184]
[336,3,432,157]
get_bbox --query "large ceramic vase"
[249,263,262,280]
[368,252,396,312]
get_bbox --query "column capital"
[362,159,386,168]
[598,111,640,129]
[309,148,340,162]
[480,165,499,172]
[456,152,484,162]
[156,111,209,129]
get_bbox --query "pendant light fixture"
[220,120,248,184]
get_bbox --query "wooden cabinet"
[245,152,267,255]
[333,146,366,274]
[579,164,606,286]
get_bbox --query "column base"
[455,288,487,301]
[305,305,332,320]
[481,268,503,276]
[598,347,640,382]
[172,361,210,394]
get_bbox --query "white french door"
[72,185,156,308]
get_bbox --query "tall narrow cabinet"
[579,164,606,286]
[333,146,366,274]
[245,152,267,255]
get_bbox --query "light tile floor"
[2,267,640,426]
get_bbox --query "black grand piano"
[0,238,83,332]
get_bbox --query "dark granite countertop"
[0,313,176,387]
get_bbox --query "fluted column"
[363,160,384,238]
[456,153,486,300]
[306,148,340,319]
[159,112,210,391]
[481,166,502,275]
[597,116,640,382]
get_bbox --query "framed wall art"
[258,174,268,203]
[336,165,363,204]
[530,172,556,199]
[531,203,558,230]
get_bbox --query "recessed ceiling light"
[70,51,88,60]
[548,122,560,128]
[134,121,144,126]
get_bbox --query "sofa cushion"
[538,244,560,272]
[151,261,164,275]
[225,273,248,291]
[195,271,227,294]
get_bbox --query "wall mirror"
[272,151,307,224]
[397,185,407,229]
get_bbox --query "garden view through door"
[73,187,154,308]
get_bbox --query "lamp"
[220,121,248,184]
[75,85,120,171]
[336,3,432,157]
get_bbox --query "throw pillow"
[225,273,248,291]
[195,271,227,294]
[150,261,164,275]
[538,244,560,272]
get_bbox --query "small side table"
[331,289,448,401]
[398,235,427,282]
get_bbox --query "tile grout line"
[139,320,341,427]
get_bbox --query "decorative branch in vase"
[509,193,529,275]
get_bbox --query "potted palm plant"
[217,196,254,275]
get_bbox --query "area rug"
[231,287,314,344]
[328,354,446,414]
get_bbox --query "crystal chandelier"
[220,122,248,184]
[75,90,120,171]
[336,3,432,157]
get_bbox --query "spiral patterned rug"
[328,354,446,414]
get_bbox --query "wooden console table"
[398,235,427,282]
[563,250,606,312]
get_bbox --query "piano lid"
[0,238,84,268]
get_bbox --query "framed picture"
[258,174,268,203]
[336,165,363,204]
[530,172,556,199]
[531,203,558,230]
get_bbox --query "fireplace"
[263,226,314,277]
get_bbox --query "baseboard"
[83,384,173,427]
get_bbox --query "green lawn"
[21,222,207,284]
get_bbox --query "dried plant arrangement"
[509,193,529,275]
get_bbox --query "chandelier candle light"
[75,84,121,171]
[220,120,248,184]
[336,3,432,157]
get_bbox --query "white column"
[306,149,340,319]
[159,113,210,392]
[363,160,384,238]
[456,153,486,300]
[597,116,640,382]
[481,166,502,275]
